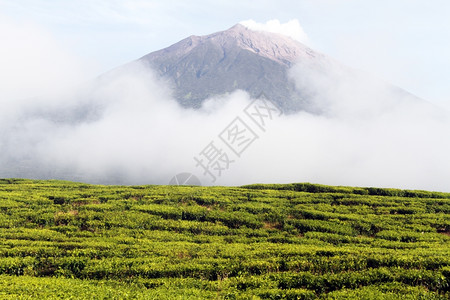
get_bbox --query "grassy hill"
[0,179,449,299]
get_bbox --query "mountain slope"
[140,24,325,111]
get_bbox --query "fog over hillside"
[1,20,449,192]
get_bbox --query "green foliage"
[0,179,448,299]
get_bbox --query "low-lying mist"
[1,57,449,191]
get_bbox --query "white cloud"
[1,57,449,192]
[240,19,309,44]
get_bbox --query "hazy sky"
[1,0,450,110]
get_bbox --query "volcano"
[139,24,331,112]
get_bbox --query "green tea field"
[0,179,449,299]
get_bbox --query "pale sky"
[1,0,450,109]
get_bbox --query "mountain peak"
[227,23,247,32]
[206,23,315,66]
[139,24,322,110]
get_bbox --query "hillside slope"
[0,179,449,298]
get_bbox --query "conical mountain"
[139,24,324,111]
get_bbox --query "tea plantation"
[0,179,449,299]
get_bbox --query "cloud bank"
[1,18,450,192]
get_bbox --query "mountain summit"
[140,24,322,111]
